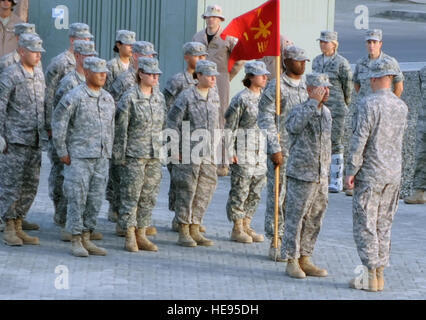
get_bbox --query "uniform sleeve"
[167,92,187,135]
[286,99,321,135]
[353,63,360,86]
[110,76,124,102]
[339,59,353,106]
[392,59,404,84]
[163,77,179,112]
[112,94,131,162]
[52,93,75,158]
[0,72,13,139]
[224,95,244,157]
[44,62,64,131]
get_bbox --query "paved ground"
[0,153,425,300]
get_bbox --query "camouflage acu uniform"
[105,56,130,93]
[281,96,332,260]
[113,85,166,230]
[0,50,20,74]
[347,88,408,269]
[0,63,45,221]
[258,74,308,239]
[52,83,115,235]
[225,88,267,222]
[167,85,220,225]
[413,67,426,191]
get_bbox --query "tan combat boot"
[22,219,39,231]
[3,219,23,246]
[60,228,72,242]
[116,223,125,237]
[82,231,107,256]
[199,225,206,233]
[71,235,89,257]
[189,224,214,246]
[217,166,229,177]
[90,230,103,240]
[345,189,353,197]
[230,219,252,243]
[146,226,157,236]
[107,205,118,222]
[243,217,264,242]
[299,256,328,277]
[178,223,197,247]
[15,218,39,245]
[404,189,426,204]
[286,259,306,279]
[135,227,158,251]
[376,266,385,291]
[269,237,287,262]
[349,268,378,292]
[125,226,138,252]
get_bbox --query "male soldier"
[50,40,99,241]
[105,30,136,92]
[193,4,245,176]
[258,46,309,262]
[44,23,93,140]
[404,66,426,204]
[0,0,21,57]
[282,73,332,279]
[163,41,208,233]
[345,57,408,292]
[346,29,404,196]
[0,33,45,246]
[52,57,115,257]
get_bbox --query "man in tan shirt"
[0,0,22,57]
[192,4,244,176]
[14,0,27,22]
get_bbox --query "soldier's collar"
[84,84,101,98]
[193,85,209,101]
[282,73,304,88]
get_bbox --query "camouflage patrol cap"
[367,57,399,78]
[201,4,225,21]
[133,41,157,56]
[138,57,162,74]
[317,30,338,42]
[284,46,310,61]
[183,42,208,56]
[69,23,93,39]
[74,40,98,56]
[19,33,45,52]
[83,57,108,73]
[196,60,220,76]
[14,23,36,36]
[365,29,382,42]
[116,30,136,45]
[306,73,332,87]
[245,60,270,76]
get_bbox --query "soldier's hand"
[230,155,238,164]
[309,87,326,104]
[60,155,71,166]
[270,152,284,167]
[345,175,355,190]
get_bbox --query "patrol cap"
[116,30,136,45]
[133,41,157,56]
[14,23,36,36]
[245,60,270,76]
[317,30,338,42]
[195,60,220,76]
[365,29,382,42]
[201,4,225,21]
[183,42,208,56]
[306,73,332,87]
[367,57,399,78]
[283,46,310,61]
[83,57,108,73]
[138,57,162,74]
[74,40,98,56]
[18,33,45,52]
[69,23,93,39]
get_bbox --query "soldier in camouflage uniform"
[257,46,309,262]
[225,61,269,244]
[167,60,220,248]
[50,40,99,241]
[163,41,208,232]
[113,57,165,252]
[52,57,115,257]
[345,57,408,292]
[312,31,353,193]
[0,34,45,246]
[281,73,332,279]
[404,66,426,204]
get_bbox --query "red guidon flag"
[221,0,280,72]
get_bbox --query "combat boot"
[116,223,126,237]
[286,259,306,279]
[230,219,252,243]
[269,238,287,262]
[299,256,328,277]
[345,189,353,197]
[3,219,23,246]
[71,235,89,257]
[177,223,197,247]
[376,266,385,291]
[107,205,118,222]
[0,218,5,232]
[22,219,39,231]
[404,189,426,204]
[217,166,229,177]
[146,226,157,236]
[82,231,107,256]
[125,226,138,252]
[15,218,39,245]
[135,227,158,251]
[349,268,378,292]
[243,217,264,242]
[189,224,214,246]
[60,228,72,242]
[90,230,103,240]
[199,225,206,233]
